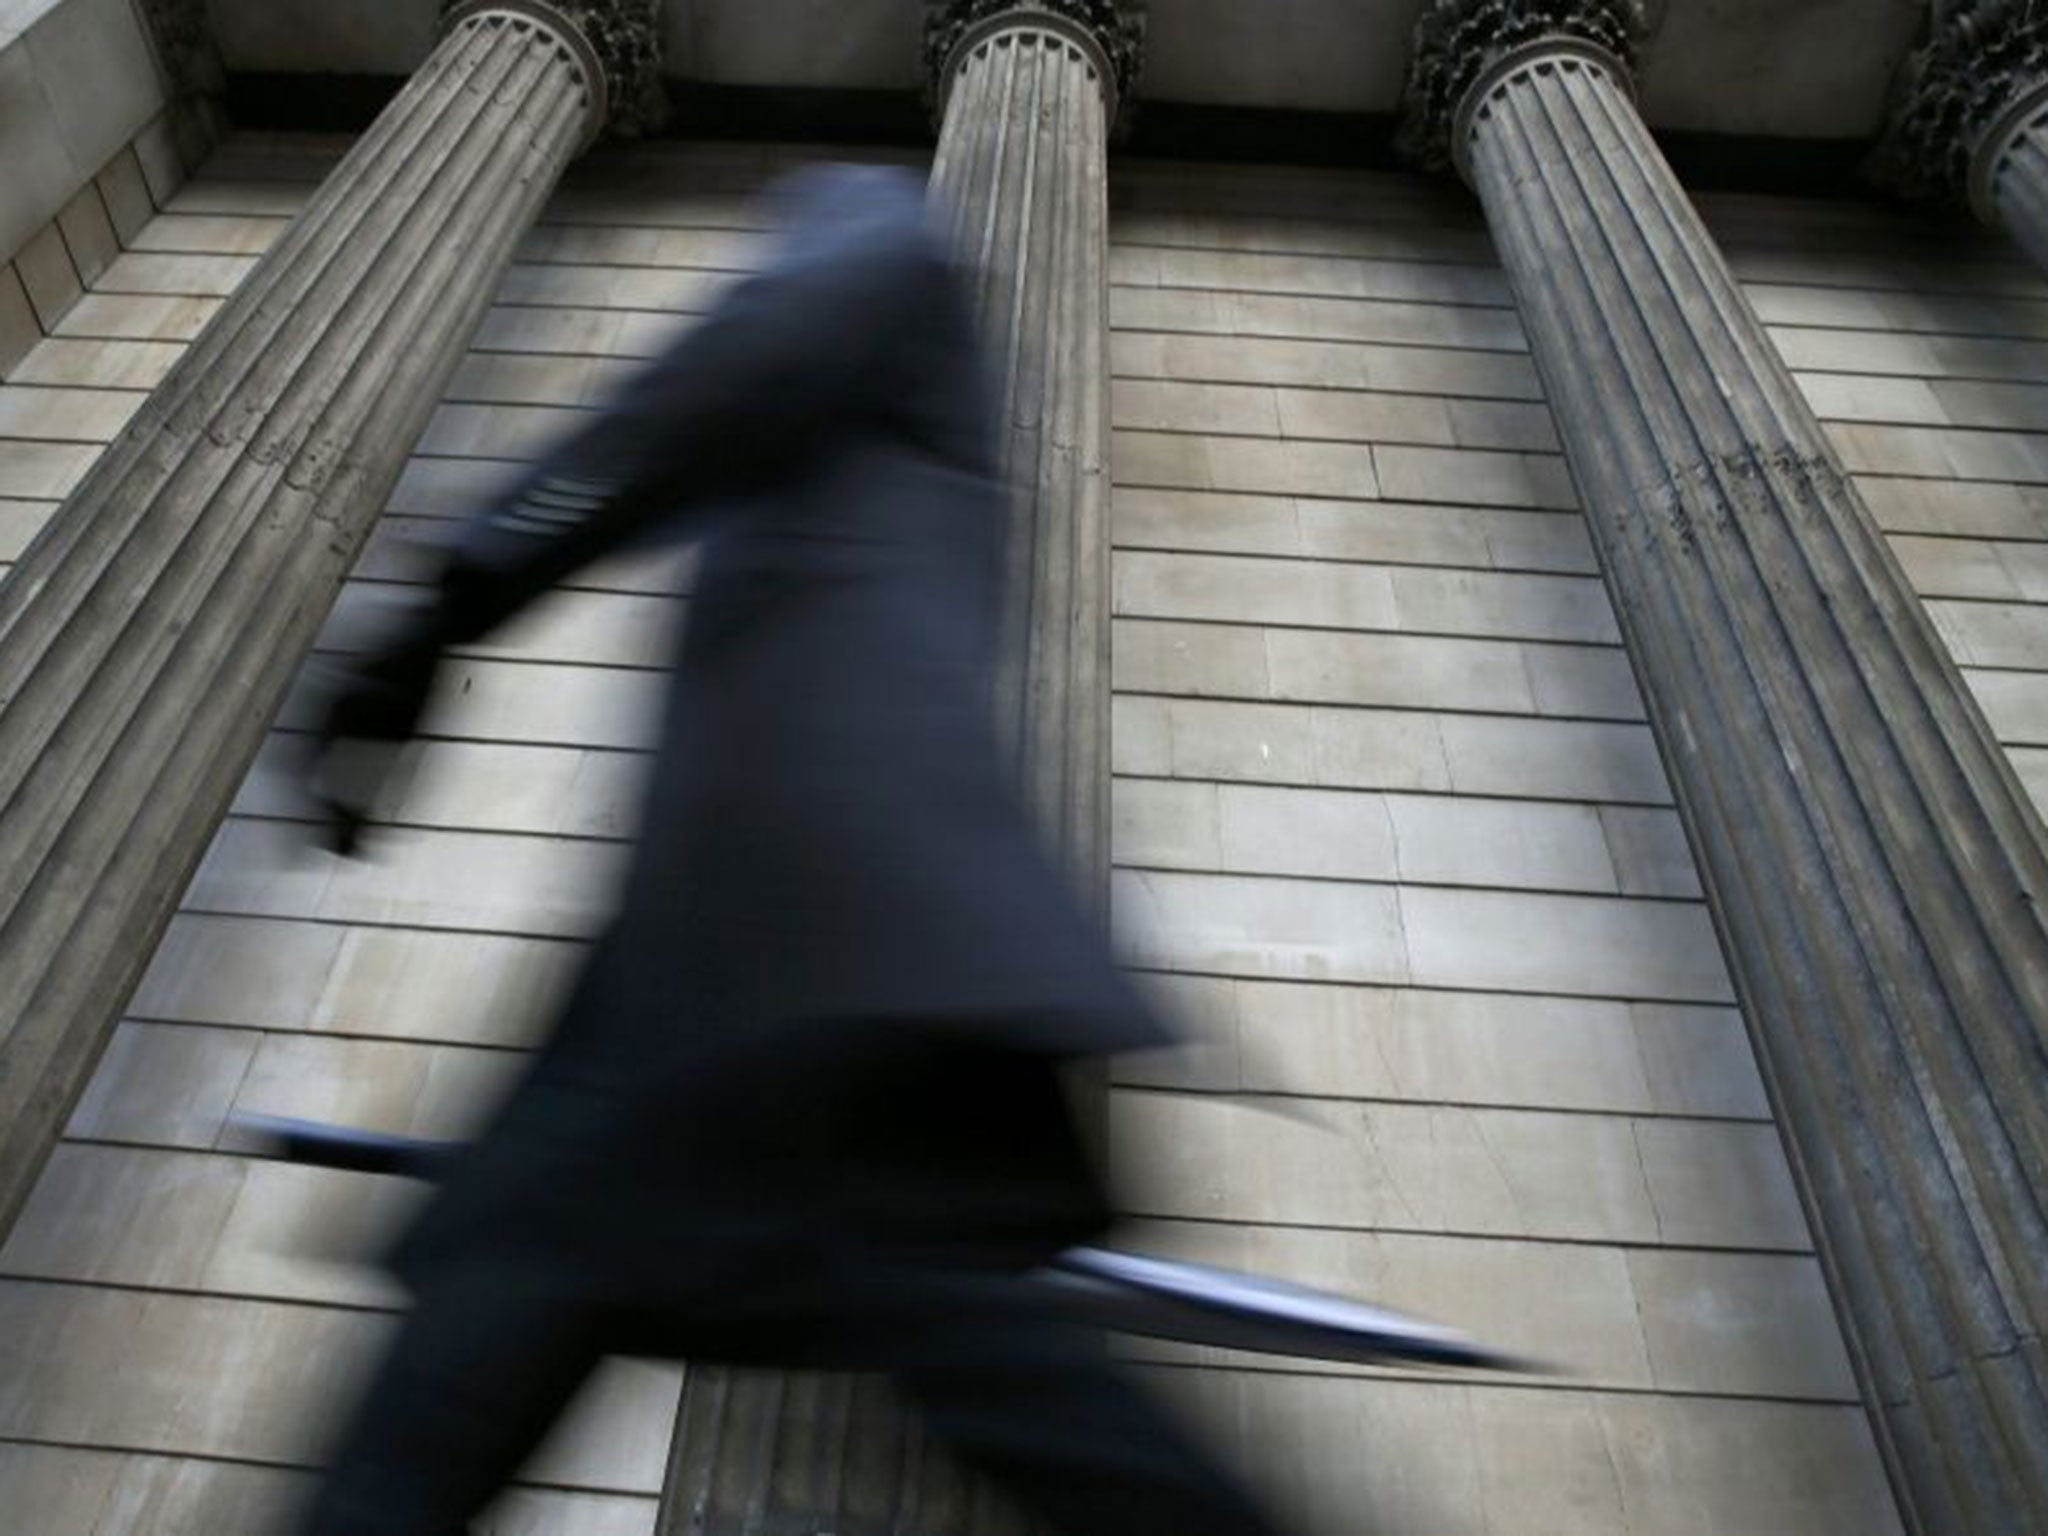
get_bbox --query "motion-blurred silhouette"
[295,165,1285,1536]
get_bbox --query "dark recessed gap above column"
[220,72,1893,198]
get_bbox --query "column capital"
[923,2,1146,125]
[1873,0,2048,221]
[441,0,665,141]
[1398,0,1648,176]
[135,0,226,99]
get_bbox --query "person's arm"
[432,209,948,644]
[309,181,948,849]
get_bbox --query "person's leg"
[298,1273,605,1536]
[779,1026,1280,1532]
[881,1276,1286,1536]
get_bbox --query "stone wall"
[0,132,2040,1533]
[0,0,219,379]
[0,132,743,1535]
[1098,158,1907,1534]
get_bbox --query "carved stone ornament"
[923,0,1147,120]
[1872,0,2048,204]
[1398,0,1647,173]
[136,0,225,99]
[441,0,666,140]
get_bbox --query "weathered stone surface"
[444,0,666,139]
[0,5,606,1237]
[1874,0,2048,201]
[1874,0,2048,278]
[1397,0,1644,172]
[135,0,225,99]
[1411,11,2048,1533]
[923,0,1144,124]
[929,4,1125,905]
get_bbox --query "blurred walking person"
[295,164,1284,1536]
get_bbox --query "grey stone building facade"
[2,2,2047,1532]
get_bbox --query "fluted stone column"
[653,8,1140,1535]
[1406,5,2048,1533]
[0,0,657,1232]
[1877,0,2048,273]
[928,0,1142,901]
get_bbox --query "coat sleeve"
[400,208,951,657]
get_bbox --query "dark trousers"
[300,1025,1283,1535]
[297,1260,1284,1536]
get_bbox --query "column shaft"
[932,15,1115,901]
[653,15,1119,1536]
[1462,44,2048,1535]
[0,7,599,1228]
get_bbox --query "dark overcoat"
[327,167,1170,1316]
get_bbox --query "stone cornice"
[441,0,665,140]
[923,1,1146,126]
[1872,0,2048,207]
[1398,0,1647,174]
